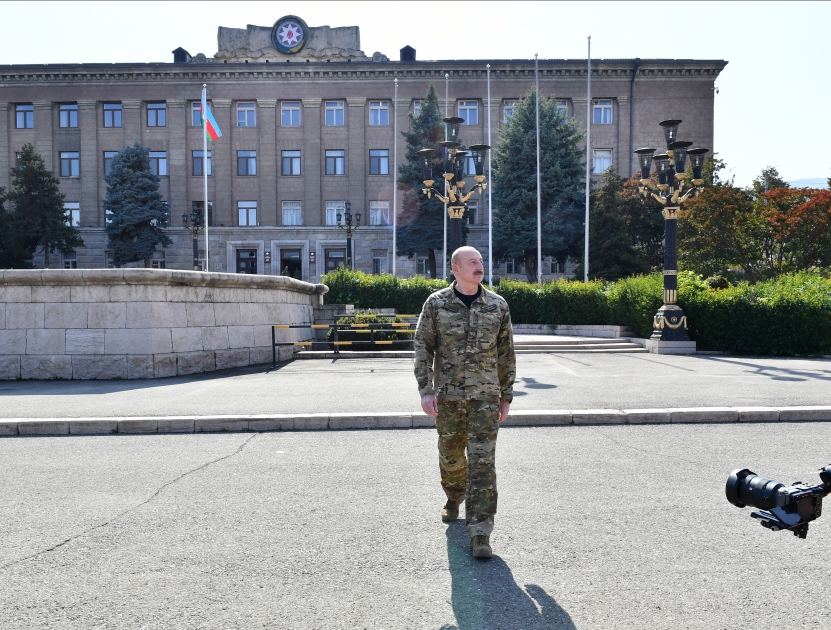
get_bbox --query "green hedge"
[320,269,831,355]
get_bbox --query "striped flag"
[200,88,222,141]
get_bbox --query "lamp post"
[181,208,204,271]
[417,116,490,258]
[634,120,709,343]
[336,201,361,270]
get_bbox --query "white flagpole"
[487,63,493,287]
[443,72,449,280]
[584,37,592,282]
[535,53,542,284]
[392,77,398,277]
[201,84,209,272]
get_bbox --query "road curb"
[3,406,831,437]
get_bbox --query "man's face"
[452,249,485,285]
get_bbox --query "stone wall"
[0,269,327,380]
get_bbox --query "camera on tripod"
[725,465,831,538]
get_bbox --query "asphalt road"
[1,423,830,629]
[1,353,830,419]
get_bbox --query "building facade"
[0,16,726,281]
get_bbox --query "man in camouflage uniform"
[414,246,516,559]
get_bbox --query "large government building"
[0,16,726,281]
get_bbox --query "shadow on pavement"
[694,355,831,382]
[442,522,575,630]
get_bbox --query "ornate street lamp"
[418,116,490,252]
[336,201,361,270]
[634,120,708,344]
[181,208,204,271]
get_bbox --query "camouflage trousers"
[436,399,500,537]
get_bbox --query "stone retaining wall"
[0,269,327,380]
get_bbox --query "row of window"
[12,98,617,130]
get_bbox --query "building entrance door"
[236,248,258,274]
[280,249,302,279]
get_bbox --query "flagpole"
[486,63,493,287]
[535,53,542,284]
[202,84,209,272]
[443,72,449,280]
[584,37,592,282]
[392,77,398,277]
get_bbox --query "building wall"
[0,57,726,281]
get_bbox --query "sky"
[2,1,829,188]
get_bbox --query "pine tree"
[6,144,83,268]
[492,91,584,281]
[105,144,171,267]
[751,166,789,194]
[396,86,449,278]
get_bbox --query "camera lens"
[725,468,784,510]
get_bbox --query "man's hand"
[421,394,438,417]
[499,400,511,423]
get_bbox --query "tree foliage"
[751,166,789,195]
[492,91,584,281]
[3,144,83,268]
[105,144,171,267]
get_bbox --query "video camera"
[725,465,831,538]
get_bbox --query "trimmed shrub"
[321,268,447,315]
[496,278,608,325]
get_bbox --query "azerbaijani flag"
[201,87,222,141]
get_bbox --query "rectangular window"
[325,248,347,272]
[502,100,516,124]
[15,104,34,129]
[368,149,389,175]
[416,256,429,276]
[412,100,424,119]
[63,252,78,269]
[462,154,477,177]
[103,151,118,177]
[149,151,168,176]
[324,100,345,127]
[281,150,301,176]
[192,201,213,226]
[146,102,167,127]
[550,259,566,274]
[592,99,613,125]
[59,103,79,128]
[237,201,257,226]
[64,202,81,227]
[556,99,570,118]
[191,101,205,127]
[103,102,123,128]
[237,150,257,176]
[282,201,302,226]
[59,151,80,177]
[325,201,346,226]
[151,252,166,269]
[192,150,212,176]
[325,149,345,176]
[281,101,302,127]
[592,149,613,175]
[368,100,389,126]
[369,201,390,226]
[458,100,479,126]
[466,200,478,225]
[372,249,388,275]
[505,257,525,275]
[236,101,256,127]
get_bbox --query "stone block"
[172,287,211,303]
[118,418,158,433]
[31,286,71,302]
[105,329,172,355]
[26,329,66,355]
[72,355,127,379]
[70,285,111,303]
[249,346,273,365]
[572,409,626,425]
[0,421,19,436]
[172,327,204,353]
[177,351,216,375]
[153,354,178,378]
[0,303,4,328]
[108,284,167,302]
[70,419,119,435]
[18,420,70,435]
[253,325,274,347]
[291,414,329,431]
[87,303,126,328]
[228,326,255,349]
[21,356,73,379]
[0,356,21,380]
[669,407,738,423]
[195,417,249,433]
[622,409,672,424]
[239,303,270,325]
[736,407,780,423]
[0,330,27,354]
[157,418,195,433]
[504,411,572,426]
[0,286,32,302]
[214,303,242,326]
[126,355,155,379]
[6,303,45,328]
[185,302,216,326]
[66,329,106,354]
[249,416,294,431]
[645,339,697,355]
[126,302,187,328]
[779,406,831,422]
[201,327,229,351]
[215,348,250,370]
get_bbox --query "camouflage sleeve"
[413,297,437,397]
[497,305,516,402]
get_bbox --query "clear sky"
[2,1,829,188]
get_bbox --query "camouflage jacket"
[414,282,516,402]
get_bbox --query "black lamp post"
[634,120,709,343]
[418,117,490,252]
[181,208,204,271]
[336,202,361,270]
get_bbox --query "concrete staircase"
[513,334,647,354]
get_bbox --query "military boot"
[471,535,492,559]
[441,500,460,522]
